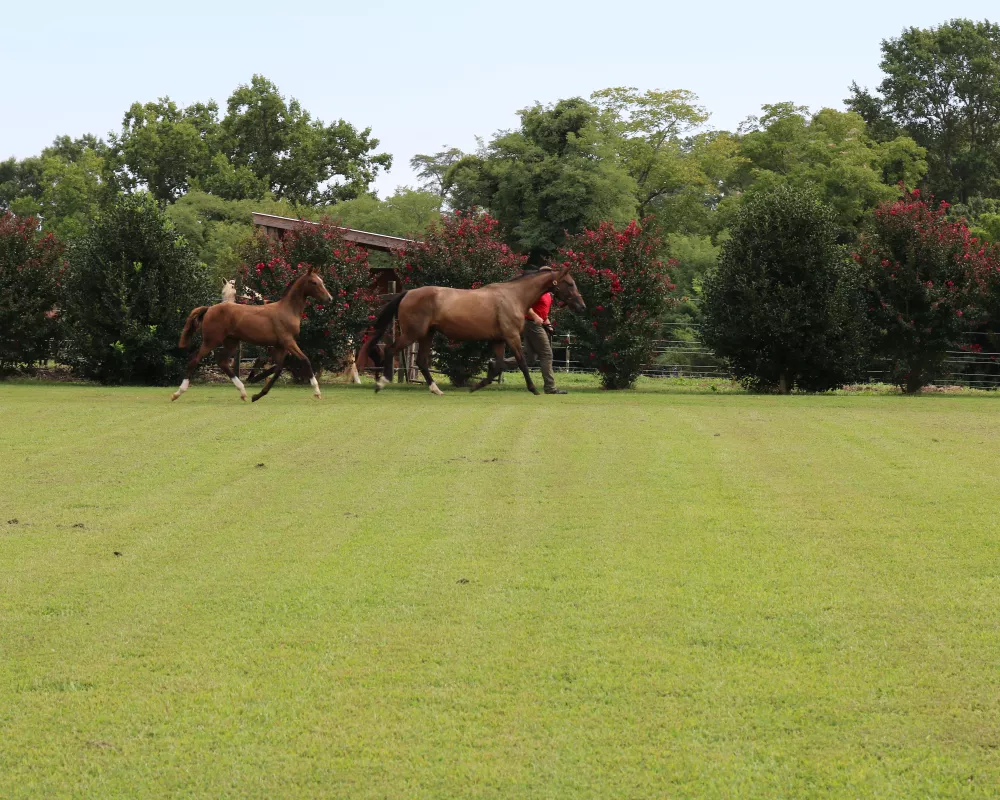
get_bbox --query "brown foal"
[359,266,586,395]
[171,267,333,402]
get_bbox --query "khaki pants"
[503,320,556,391]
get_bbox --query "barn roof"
[251,212,418,258]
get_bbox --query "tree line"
[3,19,1000,392]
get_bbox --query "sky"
[3,1,997,197]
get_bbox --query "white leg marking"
[231,376,247,400]
[377,375,388,389]
[310,376,322,398]
[429,382,444,396]
[171,378,190,401]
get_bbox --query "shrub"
[856,190,998,393]
[239,220,378,374]
[0,212,64,374]
[62,194,212,384]
[395,210,525,385]
[558,220,675,389]
[701,186,867,393]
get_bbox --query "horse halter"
[530,265,560,286]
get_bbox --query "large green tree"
[220,75,392,205]
[732,104,926,235]
[110,98,220,201]
[446,98,636,261]
[410,147,464,200]
[4,76,392,250]
[589,87,745,237]
[0,135,116,240]
[847,19,1000,202]
[101,75,392,206]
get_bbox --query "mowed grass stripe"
[671,398,1000,782]
[1,383,1000,797]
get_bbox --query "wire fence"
[548,323,1000,388]
[548,323,728,378]
[132,322,1000,389]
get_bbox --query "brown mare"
[358,265,586,395]
[171,267,333,402]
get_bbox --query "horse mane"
[506,267,554,283]
[279,270,311,299]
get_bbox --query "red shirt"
[527,292,552,321]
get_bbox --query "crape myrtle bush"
[701,186,867,393]
[62,194,212,384]
[0,212,63,374]
[558,220,675,389]
[395,209,525,386]
[239,220,378,374]
[856,190,1000,393]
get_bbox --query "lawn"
[2,378,1000,798]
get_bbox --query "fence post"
[565,332,571,372]
[235,273,242,378]
[388,280,397,383]
[407,342,419,382]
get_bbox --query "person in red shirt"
[503,289,567,394]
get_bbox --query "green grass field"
[2,378,1000,797]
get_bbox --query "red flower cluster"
[557,219,675,389]
[855,190,1000,392]
[396,209,524,290]
[0,212,65,372]
[238,219,378,374]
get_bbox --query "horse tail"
[357,292,407,368]
[178,306,210,348]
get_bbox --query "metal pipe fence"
[547,323,1000,388]
[50,324,1000,388]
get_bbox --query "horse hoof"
[251,394,261,403]
[240,395,247,402]
[170,393,179,401]
[531,389,541,396]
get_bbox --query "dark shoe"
[545,388,567,395]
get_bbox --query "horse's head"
[303,266,334,303]
[548,265,586,312]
